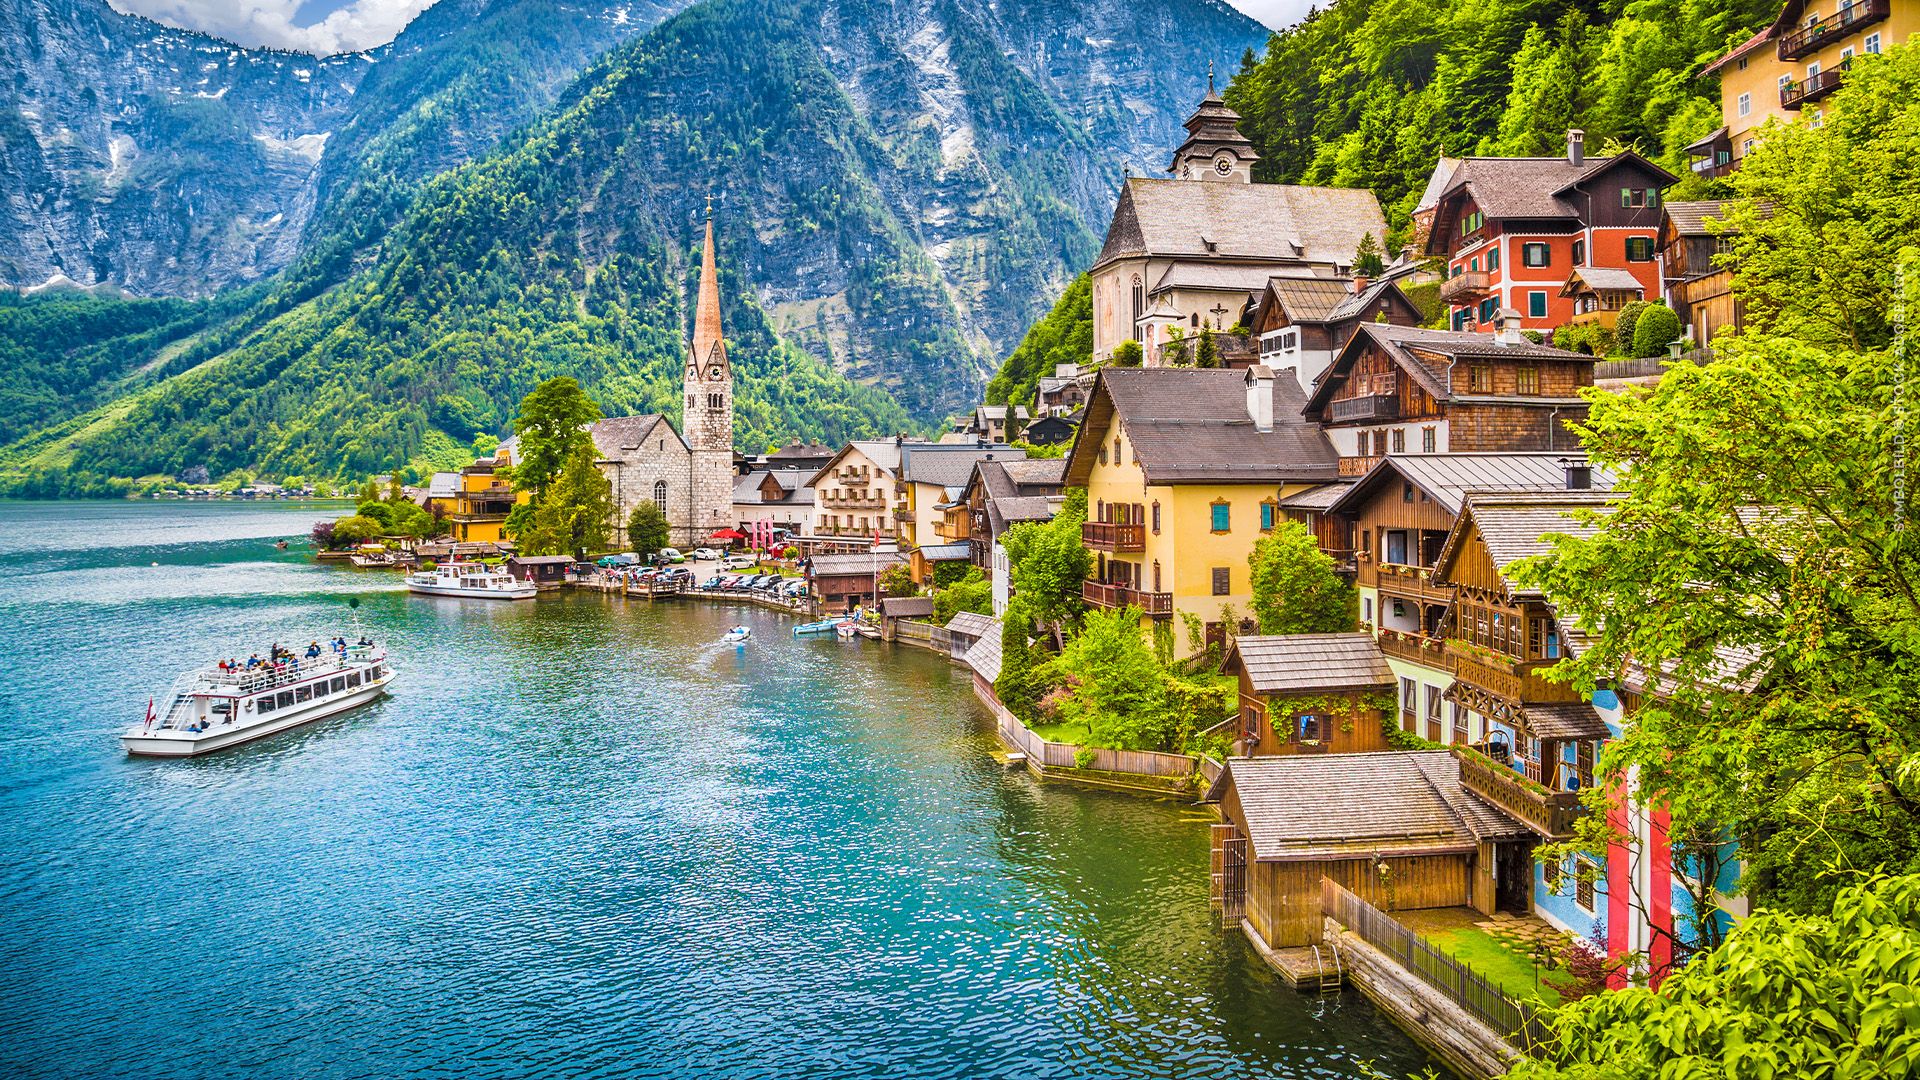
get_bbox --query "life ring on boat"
[243,699,254,712]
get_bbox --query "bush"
[1553,321,1616,357]
[329,514,382,546]
[1110,340,1142,368]
[1630,303,1683,358]
[932,568,993,624]
[1613,300,1651,350]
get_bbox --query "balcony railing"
[1329,393,1400,423]
[825,496,887,510]
[1378,628,1449,668]
[1081,520,1145,552]
[1453,744,1584,838]
[1439,270,1492,303]
[1778,0,1887,59]
[1081,580,1173,617]
[1375,562,1454,604]
[1781,62,1848,109]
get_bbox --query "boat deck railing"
[192,646,379,695]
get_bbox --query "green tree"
[1053,605,1174,751]
[1195,328,1220,369]
[1510,874,1920,1079]
[1001,487,1091,629]
[1161,328,1190,367]
[995,597,1050,721]
[984,273,1094,407]
[329,514,383,546]
[1110,340,1143,368]
[1249,522,1358,634]
[933,568,994,624]
[518,443,614,558]
[1353,231,1385,278]
[511,376,601,496]
[877,562,916,598]
[626,500,670,554]
[1629,302,1682,358]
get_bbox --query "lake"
[0,500,1434,1078]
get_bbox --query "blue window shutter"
[1212,503,1230,531]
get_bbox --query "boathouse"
[806,551,907,612]
[506,555,574,588]
[1222,634,1397,756]
[878,595,935,640]
[1212,752,1534,949]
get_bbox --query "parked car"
[657,547,685,563]
[722,554,757,571]
[781,579,810,597]
[700,576,726,590]
[754,576,783,593]
[692,547,723,561]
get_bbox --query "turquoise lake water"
[0,501,1434,1078]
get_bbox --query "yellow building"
[1693,0,1913,172]
[1063,366,1341,657]
[448,445,528,544]
[895,443,1024,557]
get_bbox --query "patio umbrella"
[708,528,748,541]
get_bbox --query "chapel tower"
[684,211,735,539]
[1168,63,1259,183]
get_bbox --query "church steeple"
[691,211,726,369]
[1168,69,1259,183]
[683,203,735,540]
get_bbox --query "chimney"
[1560,458,1593,490]
[1496,307,1526,347]
[1245,365,1275,433]
[1567,129,1585,167]
[1351,273,1371,296]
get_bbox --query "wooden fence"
[1321,879,1550,1052]
[891,619,956,655]
[975,679,1200,780]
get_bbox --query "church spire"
[692,209,724,365]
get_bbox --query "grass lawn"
[1027,721,1094,746]
[1397,909,1566,1006]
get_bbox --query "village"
[289,10,1908,1076]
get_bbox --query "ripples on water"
[0,502,1433,1079]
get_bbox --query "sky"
[108,0,1312,55]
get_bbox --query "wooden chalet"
[1302,323,1595,477]
[1559,267,1647,332]
[1222,634,1396,756]
[1212,752,1536,948]
[1661,200,1742,347]
[806,550,906,611]
[1430,491,1617,838]
[1244,276,1424,391]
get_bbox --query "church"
[580,215,736,549]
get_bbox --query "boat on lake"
[405,561,537,599]
[792,618,851,637]
[122,642,395,757]
[723,626,751,644]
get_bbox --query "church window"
[653,481,668,508]
[1130,277,1144,341]
[707,393,723,409]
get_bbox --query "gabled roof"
[1276,481,1355,512]
[899,444,1023,487]
[1305,323,1594,419]
[1423,152,1679,253]
[807,550,907,578]
[804,440,910,489]
[1327,453,1613,518]
[1150,261,1282,295]
[880,596,935,618]
[1433,491,1618,600]
[1224,751,1533,862]
[1095,178,1387,271]
[1662,200,1735,237]
[586,415,685,462]
[1225,634,1395,695]
[1414,157,1462,216]
[1001,458,1067,488]
[768,441,836,463]
[1561,267,1647,295]
[945,611,997,640]
[1065,367,1339,486]
[1702,26,1775,76]
[733,468,814,505]
[963,620,1004,683]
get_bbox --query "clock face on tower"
[1214,155,1234,176]
[708,366,723,380]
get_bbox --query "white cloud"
[1222,0,1315,32]
[107,0,441,55]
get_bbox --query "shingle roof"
[732,468,815,504]
[900,445,1023,487]
[987,496,1061,534]
[1264,277,1355,322]
[1228,634,1395,694]
[1434,491,1617,598]
[1277,481,1355,512]
[807,551,907,577]
[1563,267,1646,294]
[1306,324,1594,418]
[1225,751,1532,862]
[1414,157,1462,215]
[1001,458,1067,488]
[1662,199,1734,237]
[964,622,1003,683]
[880,596,936,618]
[1328,453,1613,518]
[1523,702,1610,741]
[1068,367,1339,486]
[915,542,972,561]
[1150,261,1282,295]
[1096,178,1387,270]
[945,611,997,640]
[588,415,681,460]
[768,441,836,462]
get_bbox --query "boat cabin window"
[295,685,313,703]
[330,677,346,694]
[346,672,361,689]
[277,691,295,709]
[257,695,277,714]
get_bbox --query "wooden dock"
[1235,918,1346,992]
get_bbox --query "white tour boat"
[123,641,395,757]
[405,561,538,599]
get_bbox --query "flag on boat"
[144,697,156,730]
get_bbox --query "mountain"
[0,0,1263,492]
[0,0,687,297]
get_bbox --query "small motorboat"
[792,618,849,637]
[835,622,859,640]
[723,626,751,644]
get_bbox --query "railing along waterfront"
[1321,879,1550,1052]
[978,685,1199,780]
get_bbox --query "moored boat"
[792,618,850,637]
[122,641,394,757]
[405,561,537,599]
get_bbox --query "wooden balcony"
[1329,393,1400,422]
[1081,520,1145,553]
[1447,643,1581,706]
[1082,580,1173,617]
[1781,62,1848,110]
[1453,744,1584,838]
[1778,0,1887,60]
[1378,628,1449,669]
[1375,562,1454,605]
[1439,270,1493,304]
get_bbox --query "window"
[1152,560,1162,591]
[1626,236,1655,262]
[256,695,277,715]
[1459,210,1483,235]
[1390,428,1405,453]
[1260,501,1276,530]
[1545,857,1565,895]
[1469,365,1494,393]
[1487,247,1500,271]
[1211,567,1232,595]
[1479,297,1497,323]
[1130,277,1143,341]
[1741,138,1756,156]
[295,685,312,703]
[330,677,345,694]
[278,691,294,709]
[1736,92,1751,117]
[1426,685,1443,728]
[1151,501,1161,534]
[1575,858,1599,913]
[1421,426,1436,453]
[1402,481,1415,503]
[1296,714,1322,743]
[1516,366,1540,395]
[1841,46,1854,63]
[1571,238,1586,265]
[1385,530,1409,565]
[1647,187,1661,208]
[1522,242,1551,267]
[1098,444,1108,465]
[1363,597,1373,624]
[653,480,668,507]
[1807,60,1821,78]
[346,672,361,688]
[1527,290,1548,319]
[1210,501,1231,533]
[1866,32,1881,53]
[1400,676,1417,731]
[1470,257,1479,272]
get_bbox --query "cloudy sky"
[110,0,1310,55]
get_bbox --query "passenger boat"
[405,561,538,599]
[122,642,395,757]
[723,626,751,644]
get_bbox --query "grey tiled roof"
[1563,267,1646,294]
[915,542,972,561]
[987,496,1061,535]
[1435,156,1624,221]
[1226,751,1532,862]
[1228,634,1394,694]
[1277,481,1355,512]
[807,551,907,578]
[1150,261,1281,294]
[1522,701,1610,740]
[964,623,1003,683]
[1329,453,1613,517]
[1096,178,1387,270]
[880,596,935,617]
[1307,323,1594,416]
[732,468,815,505]
[587,415,681,461]
[1264,276,1353,321]
[1000,458,1067,488]
[1663,200,1733,237]
[945,612,997,640]
[1071,367,1339,485]
[900,445,1023,487]
[1434,491,1617,599]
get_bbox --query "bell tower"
[1169,63,1259,183]
[684,204,735,541]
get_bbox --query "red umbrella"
[708,528,748,541]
